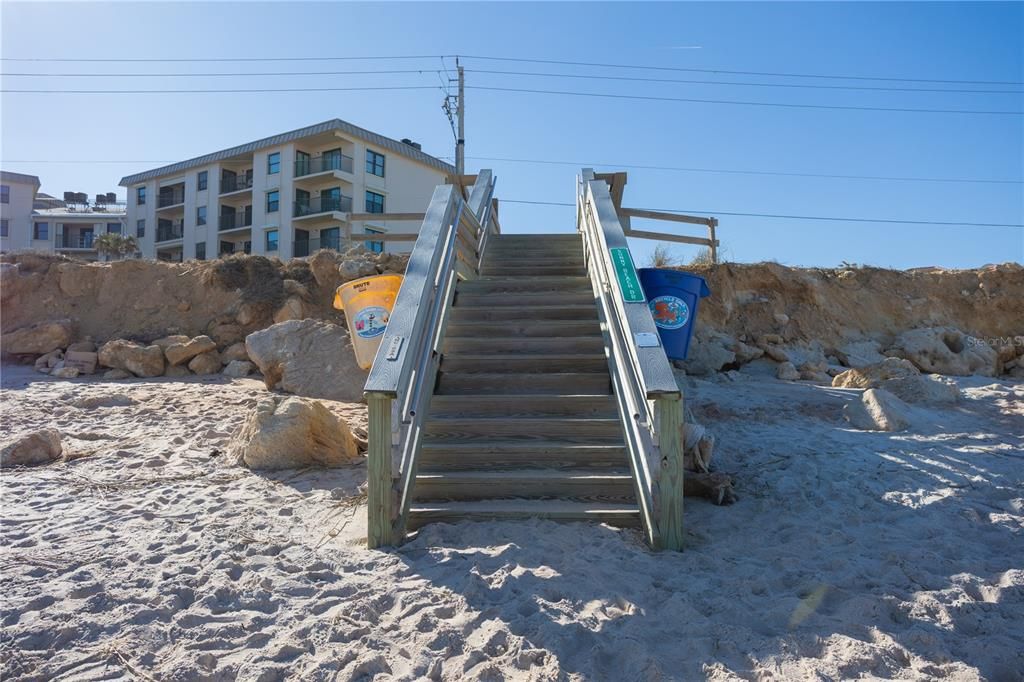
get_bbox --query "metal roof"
[119,118,455,186]
[0,170,42,186]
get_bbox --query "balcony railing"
[55,234,96,249]
[220,175,253,194]
[294,236,345,257]
[295,153,354,177]
[157,189,185,208]
[294,195,353,218]
[156,220,184,243]
[219,211,253,231]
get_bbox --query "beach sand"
[1,365,1021,681]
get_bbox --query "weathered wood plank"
[655,395,684,551]
[620,207,713,227]
[624,228,717,248]
[366,394,394,549]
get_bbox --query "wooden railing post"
[656,395,684,551]
[708,218,719,264]
[367,394,394,549]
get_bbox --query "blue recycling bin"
[638,268,711,361]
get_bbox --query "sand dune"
[1,365,1021,680]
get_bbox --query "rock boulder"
[833,357,960,404]
[229,396,360,469]
[188,350,222,375]
[245,319,368,402]
[843,388,912,432]
[3,319,74,356]
[165,335,217,366]
[223,360,255,377]
[1,430,63,467]
[97,340,165,378]
[887,327,998,377]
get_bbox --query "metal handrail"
[363,169,496,548]
[577,168,685,551]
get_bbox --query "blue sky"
[2,1,1021,268]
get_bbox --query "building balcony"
[220,175,253,195]
[156,220,184,243]
[55,233,96,250]
[219,211,253,232]
[294,153,354,178]
[293,195,352,219]
[293,235,345,258]
[156,189,185,210]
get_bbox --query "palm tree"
[94,233,139,261]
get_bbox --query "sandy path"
[1,365,1021,681]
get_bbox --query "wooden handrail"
[577,168,685,551]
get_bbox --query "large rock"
[229,396,359,470]
[678,329,736,376]
[776,361,800,381]
[221,342,249,363]
[165,335,217,366]
[1,430,63,467]
[34,349,64,374]
[245,319,368,402]
[152,334,190,351]
[66,340,97,353]
[209,323,244,346]
[843,388,912,432]
[835,340,887,368]
[833,357,920,389]
[2,319,74,355]
[97,340,165,377]
[834,358,959,404]
[887,327,998,377]
[188,350,222,375]
[50,366,80,379]
[223,360,255,377]
[272,297,309,324]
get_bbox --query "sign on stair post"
[609,247,645,303]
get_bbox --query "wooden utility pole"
[455,59,465,177]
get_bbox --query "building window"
[106,222,122,234]
[266,190,279,213]
[0,219,8,237]
[1,185,9,203]
[364,227,384,254]
[196,206,207,226]
[265,229,279,252]
[136,186,146,205]
[137,219,146,238]
[197,171,208,191]
[195,242,206,260]
[33,222,49,240]
[366,150,385,177]
[268,152,280,175]
[365,190,385,214]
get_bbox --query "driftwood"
[684,472,737,505]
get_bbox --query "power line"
[0,54,446,63]
[2,85,438,94]
[466,69,1023,95]
[459,55,1024,86]
[1,68,449,78]
[500,200,1024,228]
[465,155,1024,185]
[470,86,1024,116]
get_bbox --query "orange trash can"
[334,274,403,369]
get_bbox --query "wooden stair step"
[428,394,618,418]
[418,441,628,470]
[424,416,623,439]
[456,291,594,307]
[445,320,601,338]
[406,500,640,530]
[436,371,610,395]
[413,470,635,502]
[480,265,586,277]
[449,305,598,322]
[440,353,607,373]
[490,234,581,243]
[457,276,591,293]
[443,336,605,354]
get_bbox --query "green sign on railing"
[609,247,645,303]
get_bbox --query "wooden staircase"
[407,233,640,530]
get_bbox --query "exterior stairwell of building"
[363,169,685,551]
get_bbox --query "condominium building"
[118,119,455,262]
[1,171,128,261]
